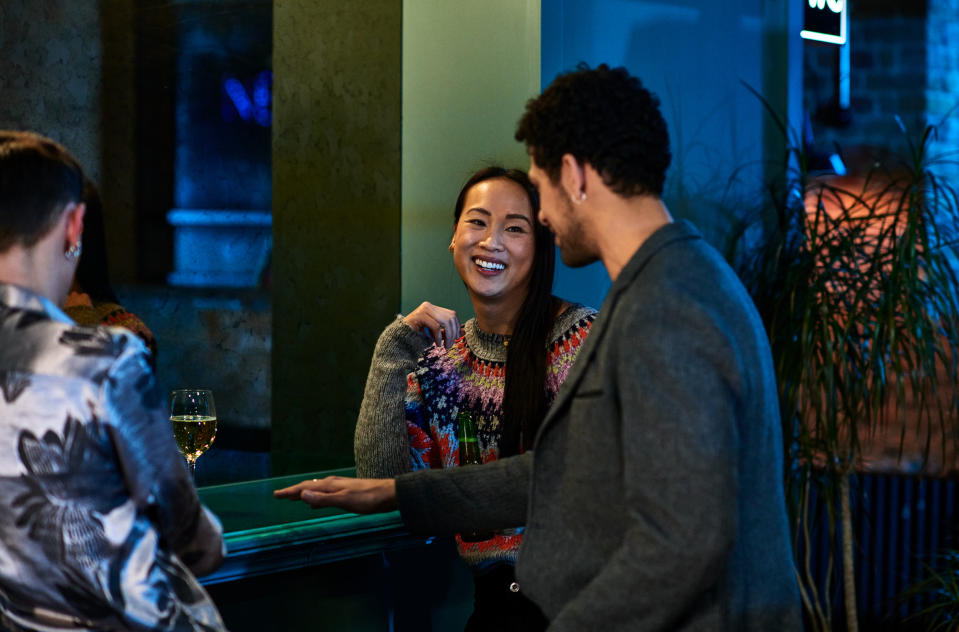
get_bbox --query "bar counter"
[196,469,474,630]
[197,468,416,585]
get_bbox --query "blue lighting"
[253,70,272,127]
[224,78,254,121]
[828,153,847,176]
[222,70,272,127]
[801,0,846,45]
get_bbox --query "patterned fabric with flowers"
[0,283,226,632]
[405,304,595,571]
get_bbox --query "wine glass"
[170,389,217,478]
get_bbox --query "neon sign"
[222,70,273,127]
[801,0,846,45]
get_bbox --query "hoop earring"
[65,239,82,262]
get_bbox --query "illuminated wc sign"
[801,0,846,45]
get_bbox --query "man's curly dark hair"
[515,63,671,198]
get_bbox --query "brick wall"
[804,11,928,165]
[804,0,959,185]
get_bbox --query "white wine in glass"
[170,389,217,478]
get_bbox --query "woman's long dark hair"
[454,166,556,456]
[75,180,119,303]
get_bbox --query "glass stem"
[187,458,197,478]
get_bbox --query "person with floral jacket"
[0,131,225,632]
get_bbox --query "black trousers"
[464,564,549,632]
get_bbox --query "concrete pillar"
[271,0,402,473]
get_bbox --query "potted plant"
[903,547,959,631]
[724,110,959,631]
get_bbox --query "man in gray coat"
[277,64,801,630]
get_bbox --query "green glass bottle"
[457,410,482,466]
[456,410,493,542]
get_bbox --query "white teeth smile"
[474,258,505,271]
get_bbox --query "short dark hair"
[0,131,84,253]
[453,166,556,456]
[515,63,671,197]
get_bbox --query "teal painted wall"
[401,0,541,321]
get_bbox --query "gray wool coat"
[396,220,801,631]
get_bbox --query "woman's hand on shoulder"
[404,302,461,349]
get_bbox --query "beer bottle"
[457,410,482,466]
[457,410,493,542]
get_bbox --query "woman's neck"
[470,292,526,336]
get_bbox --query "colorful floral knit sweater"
[404,304,595,570]
[353,304,596,569]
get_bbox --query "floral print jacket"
[0,284,226,632]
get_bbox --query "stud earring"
[572,191,586,205]
[65,239,82,262]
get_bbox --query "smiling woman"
[353,165,596,632]
[452,176,537,310]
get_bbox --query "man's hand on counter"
[273,476,398,514]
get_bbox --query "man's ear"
[560,154,587,203]
[64,202,86,248]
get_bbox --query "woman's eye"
[467,219,485,227]
[506,225,527,233]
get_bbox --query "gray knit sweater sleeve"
[354,315,428,477]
